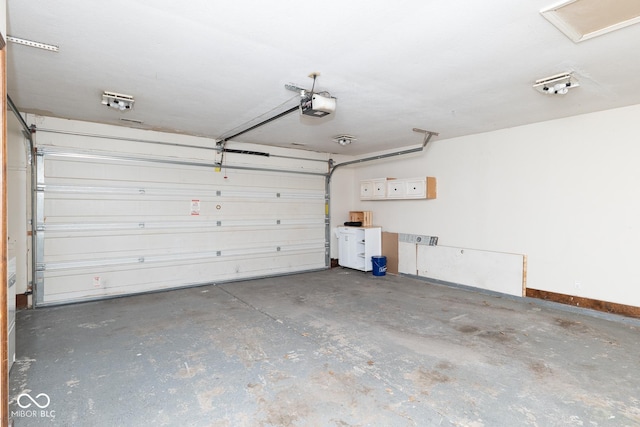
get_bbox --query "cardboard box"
[349,211,372,226]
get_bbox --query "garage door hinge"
[36,184,46,192]
[36,225,45,231]
[138,223,145,228]
[138,257,145,263]
[36,263,46,271]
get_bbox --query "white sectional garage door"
[34,127,328,306]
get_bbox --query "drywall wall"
[329,165,355,259]
[1,0,6,42]
[339,103,640,307]
[7,112,30,295]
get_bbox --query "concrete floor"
[9,269,640,426]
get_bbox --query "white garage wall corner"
[334,103,640,308]
[328,159,355,259]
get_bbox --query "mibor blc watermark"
[12,392,56,419]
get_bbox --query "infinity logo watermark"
[12,393,55,419]
[17,393,50,409]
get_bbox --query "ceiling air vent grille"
[541,0,640,42]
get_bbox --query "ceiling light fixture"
[102,91,134,111]
[332,135,357,146]
[7,35,59,52]
[533,72,579,95]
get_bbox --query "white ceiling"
[6,0,640,155]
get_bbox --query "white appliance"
[336,227,381,272]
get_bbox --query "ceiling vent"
[541,0,640,42]
[533,72,579,95]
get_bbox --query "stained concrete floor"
[9,269,640,426]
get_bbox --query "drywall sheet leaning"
[416,245,525,297]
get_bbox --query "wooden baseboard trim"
[526,288,640,319]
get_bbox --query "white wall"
[328,165,355,259]
[1,0,6,41]
[338,104,640,307]
[7,112,30,295]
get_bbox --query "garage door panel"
[46,157,326,189]
[41,250,325,305]
[43,227,325,258]
[40,230,325,264]
[41,243,326,271]
[44,197,324,221]
[36,142,328,306]
[44,198,324,217]
[46,158,218,185]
